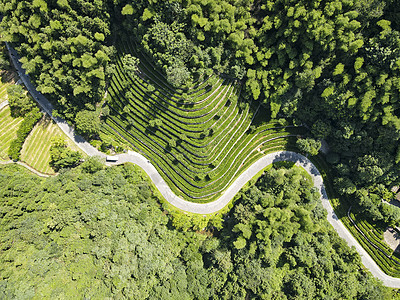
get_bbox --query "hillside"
[0,163,394,299]
[0,0,398,222]
[103,41,302,202]
[0,0,400,295]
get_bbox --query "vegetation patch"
[7,107,42,161]
[0,106,23,160]
[0,163,394,299]
[1,0,400,282]
[20,116,84,174]
[0,74,16,104]
[311,153,400,278]
[104,42,301,202]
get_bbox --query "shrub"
[49,137,83,171]
[8,108,42,160]
[296,137,321,156]
[81,156,104,173]
[7,85,35,117]
[75,109,100,137]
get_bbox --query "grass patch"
[0,106,23,160]
[20,115,85,174]
[0,69,17,104]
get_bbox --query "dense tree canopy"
[49,136,82,171]
[7,84,35,117]
[0,0,114,120]
[112,0,400,228]
[0,163,395,298]
[75,109,101,137]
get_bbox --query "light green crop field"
[0,71,22,161]
[0,71,16,104]
[21,115,84,174]
[0,106,23,160]
[104,40,305,203]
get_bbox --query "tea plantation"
[104,42,304,202]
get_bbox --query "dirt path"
[0,160,51,177]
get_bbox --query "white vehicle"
[106,155,119,162]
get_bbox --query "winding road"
[5,42,400,288]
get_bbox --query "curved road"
[5,42,400,288]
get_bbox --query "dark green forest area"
[0,163,395,299]
[0,0,399,225]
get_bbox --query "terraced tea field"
[20,115,84,174]
[104,41,304,202]
[0,106,23,160]
[0,71,21,160]
[0,71,16,104]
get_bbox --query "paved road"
[6,43,106,158]
[6,42,400,288]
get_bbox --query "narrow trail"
[5,42,400,288]
[0,160,51,177]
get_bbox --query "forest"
[0,0,400,297]
[0,0,399,225]
[0,162,395,299]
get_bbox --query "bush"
[75,109,100,137]
[8,108,42,160]
[296,138,321,156]
[49,137,82,171]
[7,85,35,117]
[81,156,104,173]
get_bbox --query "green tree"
[49,136,82,171]
[122,54,140,79]
[75,110,100,137]
[296,138,321,156]
[7,85,35,117]
[334,177,357,195]
[81,156,104,173]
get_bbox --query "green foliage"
[334,177,357,195]
[2,0,399,237]
[75,110,100,137]
[396,145,400,164]
[221,165,392,298]
[296,138,321,156]
[7,108,42,160]
[122,54,139,79]
[49,136,82,171]
[7,85,35,117]
[311,120,331,139]
[105,47,300,203]
[0,0,113,120]
[121,4,134,15]
[166,64,191,88]
[81,156,104,173]
[333,63,345,76]
[0,45,10,69]
[0,164,393,299]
